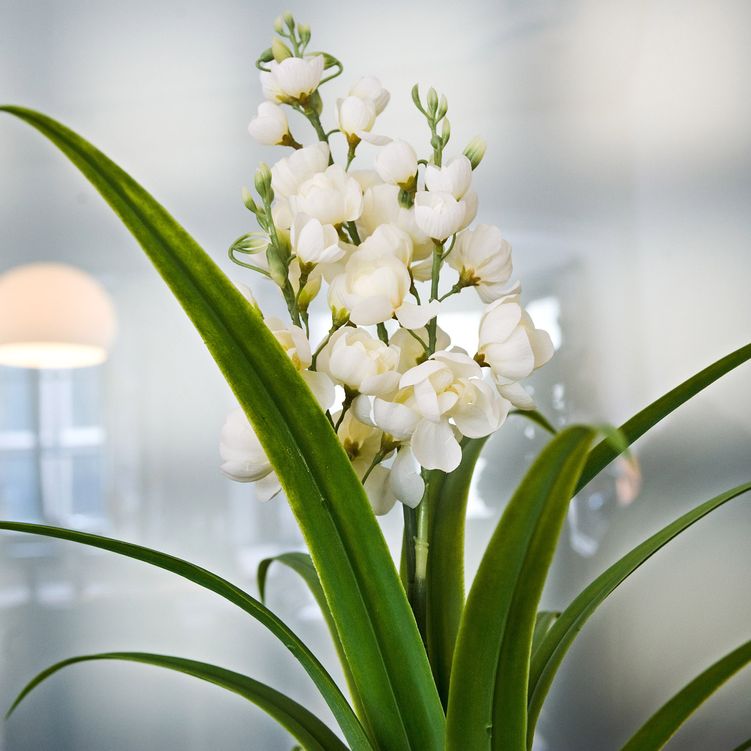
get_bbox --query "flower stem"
[426,241,443,354]
[410,478,431,644]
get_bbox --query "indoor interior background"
[0,1,749,749]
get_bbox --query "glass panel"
[0,452,41,520]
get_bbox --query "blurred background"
[0,0,749,748]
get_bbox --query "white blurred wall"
[0,1,749,749]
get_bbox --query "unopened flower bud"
[283,11,295,30]
[258,47,274,64]
[266,246,289,288]
[441,118,451,146]
[298,23,311,45]
[272,37,293,62]
[411,84,424,114]
[427,87,438,116]
[273,16,285,33]
[463,136,487,170]
[254,163,274,204]
[436,94,448,121]
[241,186,259,213]
[298,273,322,311]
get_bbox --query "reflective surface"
[1,1,750,749]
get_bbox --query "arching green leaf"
[0,106,444,751]
[0,520,370,750]
[527,482,751,744]
[446,426,595,750]
[620,641,751,751]
[8,652,349,751]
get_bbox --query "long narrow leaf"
[425,436,488,707]
[578,343,751,491]
[731,739,751,751]
[527,482,751,744]
[620,640,751,751]
[0,106,443,750]
[0,520,371,751]
[531,611,560,661]
[446,426,595,750]
[258,552,367,733]
[8,652,348,751]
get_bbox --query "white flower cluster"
[221,13,553,516]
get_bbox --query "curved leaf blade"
[8,652,349,751]
[578,343,751,491]
[0,520,371,751]
[425,436,488,707]
[531,611,560,661]
[509,409,558,435]
[731,739,751,751]
[620,640,751,751]
[0,106,443,750]
[527,481,751,743]
[258,552,368,734]
[446,426,595,750]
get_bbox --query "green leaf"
[0,520,371,751]
[578,343,751,491]
[8,652,349,751]
[445,426,596,750]
[509,409,558,435]
[425,436,488,707]
[731,739,751,751]
[531,611,560,660]
[620,640,751,751]
[0,106,443,751]
[527,481,751,744]
[257,552,367,734]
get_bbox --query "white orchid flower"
[448,224,513,303]
[390,325,450,372]
[265,315,334,408]
[388,446,425,508]
[337,95,377,141]
[317,327,401,397]
[364,350,508,472]
[349,76,390,115]
[477,285,554,388]
[414,191,467,241]
[358,184,433,259]
[375,140,418,187]
[247,102,290,146]
[329,249,438,328]
[260,55,325,103]
[271,142,330,198]
[293,165,364,226]
[359,223,413,265]
[291,214,344,266]
[424,155,473,199]
[219,408,281,501]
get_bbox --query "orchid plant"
[1,12,750,751]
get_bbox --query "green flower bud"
[463,136,487,170]
[283,11,295,31]
[436,94,448,121]
[441,117,451,146]
[273,16,284,33]
[297,273,321,311]
[266,246,289,288]
[257,47,274,64]
[427,87,438,116]
[241,186,259,213]
[411,83,425,114]
[254,163,274,204]
[298,23,311,45]
[271,37,293,62]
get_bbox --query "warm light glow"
[0,342,108,369]
[0,263,117,370]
